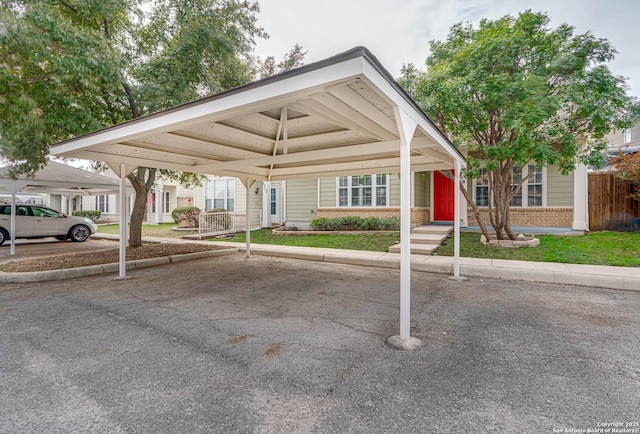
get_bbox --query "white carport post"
[155,181,163,224]
[119,163,127,279]
[242,178,254,258]
[9,183,17,256]
[394,107,417,342]
[454,160,461,278]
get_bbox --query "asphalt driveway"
[1,254,638,433]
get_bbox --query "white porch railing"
[198,210,262,238]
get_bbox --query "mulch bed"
[0,243,222,273]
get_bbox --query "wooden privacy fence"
[588,172,640,231]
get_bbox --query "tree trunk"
[437,170,492,241]
[459,181,492,241]
[127,167,157,248]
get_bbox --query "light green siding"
[49,194,62,212]
[235,181,246,212]
[319,178,336,207]
[424,172,431,205]
[547,166,574,206]
[251,182,263,212]
[286,179,317,225]
[389,174,400,206]
[414,172,430,207]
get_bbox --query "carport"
[0,160,133,255]
[51,47,466,345]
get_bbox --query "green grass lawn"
[98,224,640,267]
[228,229,400,252]
[435,231,640,267]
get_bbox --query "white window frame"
[163,191,170,213]
[205,177,236,211]
[472,165,547,208]
[335,174,390,207]
[95,195,109,213]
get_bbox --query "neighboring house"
[192,176,285,228]
[146,179,196,224]
[284,166,587,230]
[50,164,585,230]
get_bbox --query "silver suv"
[0,204,98,246]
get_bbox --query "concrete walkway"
[86,233,639,292]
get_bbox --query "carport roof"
[0,160,130,196]
[50,47,465,180]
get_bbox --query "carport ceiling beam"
[310,93,398,141]
[72,150,271,179]
[327,85,399,135]
[412,145,454,164]
[291,100,387,141]
[195,140,401,173]
[163,132,267,159]
[268,156,443,178]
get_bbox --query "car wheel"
[0,228,8,247]
[55,235,67,241]
[69,225,90,242]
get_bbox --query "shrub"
[171,206,201,227]
[72,210,101,221]
[310,216,400,231]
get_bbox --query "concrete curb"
[0,248,238,283]
[213,242,640,293]
[8,234,638,292]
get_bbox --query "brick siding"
[470,207,573,227]
[317,206,572,227]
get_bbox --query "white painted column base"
[386,335,423,351]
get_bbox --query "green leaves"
[0,0,272,175]
[400,10,637,239]
[410,10,635,172]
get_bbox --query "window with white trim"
[163,191,170,213]
[527,164,543,206]
[510,168,523,206]
[205,178,235,211]
[337,174,388,207]
[475,168,489,206]
[96,195,109,213]
[474,165,544,207]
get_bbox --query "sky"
[253,0,640,98]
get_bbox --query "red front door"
[433,171,454,221]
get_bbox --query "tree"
[615,151,640,201]
[0,0,300,247]
[402,10,637,240]
[257,43,306,79]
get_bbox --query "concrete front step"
[388,243,439,255]
[411,225,453,236]
[410,233,448,244]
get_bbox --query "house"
[192,176,284,228]
[188,162,586,232]
[283,165,588,231]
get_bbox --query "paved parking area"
[1,254,639,433]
